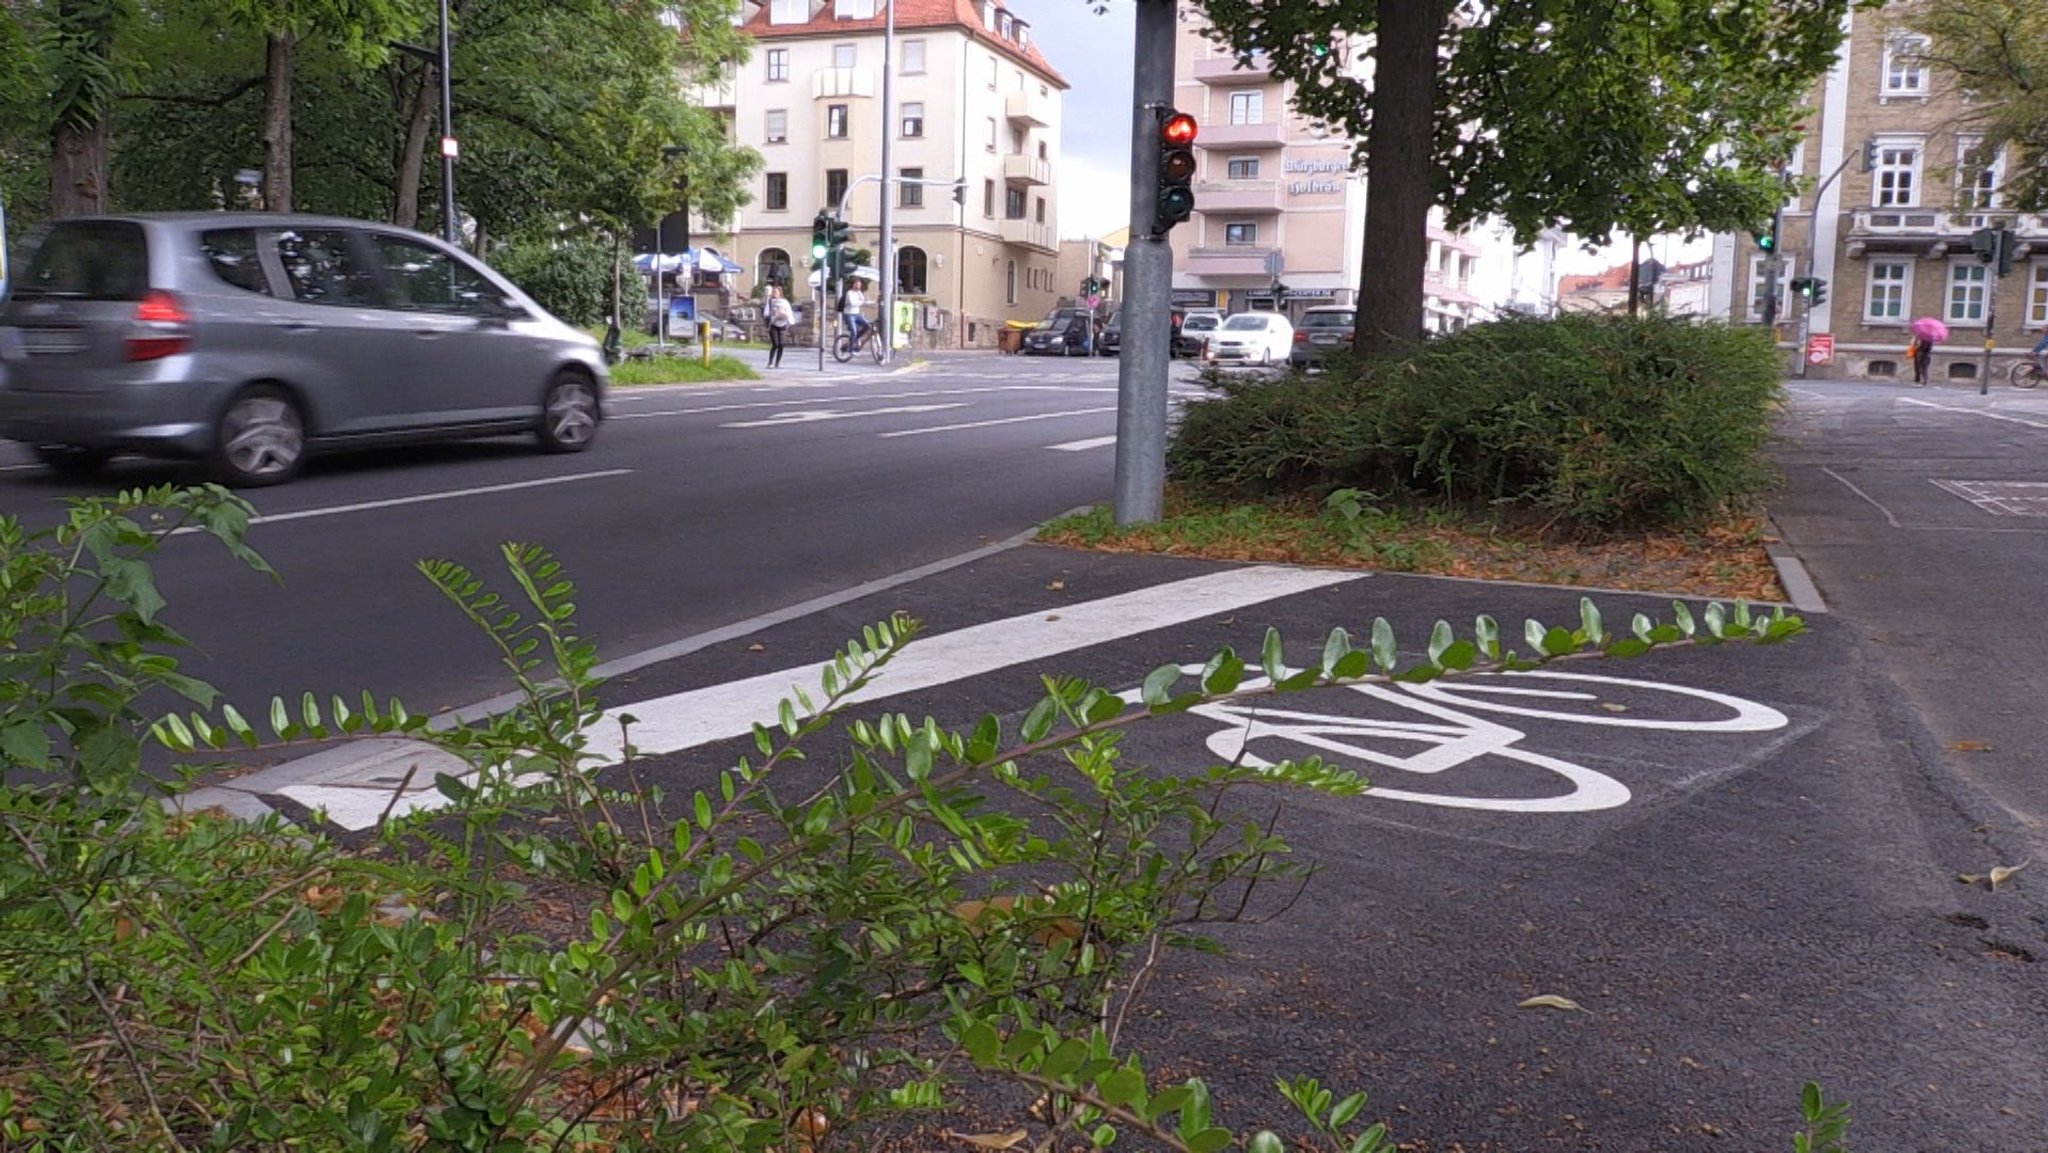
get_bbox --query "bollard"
[697,320,711,366]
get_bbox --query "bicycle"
[831,318,886,365]
[2008,358,2046,390]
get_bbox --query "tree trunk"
[261,30,295,211]
[1354,0,1446,357]
[1627,236,1642,316]
[394,63,436,228]
[50,115,108,217]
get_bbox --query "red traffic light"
[1161,111,1197,146]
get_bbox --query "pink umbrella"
[1911,316,1949,343]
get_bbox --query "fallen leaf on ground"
[1047,579,1065,590]
[1989,861,2029,890]
[1947,740,1993,752]
[945,1129,1029,1150]
[1518,995,1583,1012]
[747,643,765,651]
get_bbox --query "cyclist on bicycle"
[839,279,870,347]
[2033,327,2048,376]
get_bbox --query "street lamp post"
[877,0,896,365]
[656,145,690,349]
[436,0,456,243]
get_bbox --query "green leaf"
[1098,1065,1146,1107]
[1141,663,1181,708]
[1371,617,1397,673]
[1540,626,1577,656]
[1329,1091,1368,1128]
[1249,1133,1286,1153]
[694,791,713,830]
[1,722,53,768]
[1426,620,1454,667]
[1578,597,1604,644]
[1041,1038,1088,1080]
[961,1021,999,1066]
[1020,696,1060,742]
[1090,1123,1116,1147]
[1184,1128,1232,1153]
[1320,627,1353,676]
[1259,627,1288,681]
[967,714,1001,761]
[1474,614,1501,659]
[1201,648,1245,694]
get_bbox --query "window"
[833,0,875,17]
[983,179,995,217]
[765,109,788,143]
[987,57,998,90]
[1224,222,1258,246]
[901,101,923,137]
[1226,156,1258,180]
[15,220,148,301]
[769,0,804,24]
[1229,90,1262,125]
[1874,143,1920,207]
[897,245,928,295]
[1036,140,1046,160]
[765,172,788,211]
[1033,196,1044,223]
[899,167,923,207]
[1948,261,1988,325]
[902,39,926,73]
[1957,139,2001,213]
[199,229,273,296]
[827,104,849,138]
[1746,254,1795,320]
[1006,259,1017,304]
[986,116,997,151]
[1005,187,1026,219]
[1882,35,1929,98]
[371,235,505,315]
[1010,125,1026,154]
[1866,261,1911,323]
[833,43,856,68]
[825,168,848,207]
[2028,263,2048,327]
[766,48,789,81]
[758,247,792,287]
[274,229,381,306]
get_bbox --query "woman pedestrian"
[1908,316,1947,387]
[766,285,794,367]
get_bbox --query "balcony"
[1005,88,1051,127]
[999,217,1056,252]
[1192,53,1271,83]
[1192,179,1283,214]
[1197,120,1287,149]
[1003,154,1051,186]
[812,67,876,100]
[1186,246,1279,278]
[1844,208,2048,258]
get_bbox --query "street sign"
[1805,333,1834,366]
[1083,294,1100,309]
[1264,250,1285,278]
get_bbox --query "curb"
[1764,521,1828,614]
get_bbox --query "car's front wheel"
[212,385,306,487]
[538,371,600,453]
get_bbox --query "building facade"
[704,0,1069,347]
[1166,19,1493,329]
[1710,2,2048,382]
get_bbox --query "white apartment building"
[704,0,1069,347]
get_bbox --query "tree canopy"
[1905,0,2048,211]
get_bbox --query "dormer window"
[1016,21,1029,47]
[833,0,876,18]
[981,1,995,31]
[769,0,806,25]
[999,13,1012,39]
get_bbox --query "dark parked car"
[1096,312,1121,356]
[1289,306,1357,368]
[0,213,606,486]
[1021,309,1097,356]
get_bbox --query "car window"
[15,220,148,301]
[372,235,506,316]
[274,229,382,306]
[1183,316,1219,330]
[1221,314,1268,331]
[1301,310,1355,328]
[200,229,273,296]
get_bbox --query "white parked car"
[1203,311,1295,366]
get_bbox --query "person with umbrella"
[1908,316,1947,386]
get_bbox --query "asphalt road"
[0,350,1200,715]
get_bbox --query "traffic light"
[1809,279,1828,306]
[1789,276,1813,300]
[1997,228,2018,276]
[951,181,965,206]
[1752,224,1776,254]
[1970,227,1997,262]
[1154,109,1197,235]
[810,212,830,262]
[828,215,852,251]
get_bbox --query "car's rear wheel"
[212,385,305,487]
[539,370,600,452]
[32,444,112,478]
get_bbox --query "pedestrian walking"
[1908,316,1947,386]
[766,285,794,367]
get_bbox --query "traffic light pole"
[1759,206,1784,332]
[1112,0,1176,526]
[1982,230,2002,396]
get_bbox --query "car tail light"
[1293,330,1308,343]
[126,290,192,362]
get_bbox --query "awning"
[633,248,743,275]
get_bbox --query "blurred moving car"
[1203,311,1295,366]
[1289,306,1357,368]
[1174,310,1223,358]
[0,213,606,486]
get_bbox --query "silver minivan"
[0,213,607,486]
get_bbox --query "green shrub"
[1170,313,1784,531]
[489,235,614,327]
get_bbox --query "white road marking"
[169,470,633,534]
[1898,396,2048,431]
[880,406,1118,438]
[0,463,41,473]
[1819,465,1900,528]
[613,384,1106,421]
[722,403,967,428]
[1048,435,1117,451]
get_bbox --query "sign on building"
[1805,333,1834,366]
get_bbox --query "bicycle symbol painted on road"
[1120,668,1789,814]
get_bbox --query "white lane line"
[1048,435,1117,451]
[0,463,41,473]
[880,406,1118,438]
[722,403,967,429]
[1898,396,2048,431]
[170,469,633,534]
[578,565,1365,764]
[1819,465,1900,529]
[613,384,1108,421]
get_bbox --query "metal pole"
[437,0,456,244]
[1981,232,2000,396]
[655,219,666,349]
[1112,0,1175,525]
[877,0,896,365]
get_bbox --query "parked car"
[1289,306,1357,368]
[1203,311,1295,366]
[1174,310,1223,358]
[1097,312,1122,356]
[0,213,607,487]
[1021,311,1096,356]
